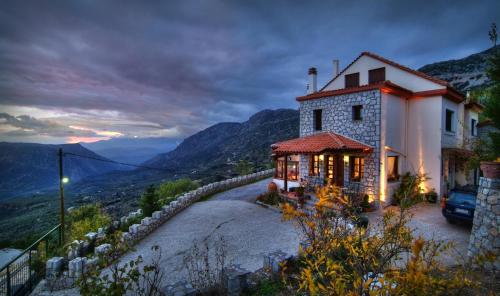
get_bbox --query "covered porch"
[271,132,373,193]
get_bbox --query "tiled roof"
[297,80,412,101]
[297,80,465,103]
[271,132,373,155]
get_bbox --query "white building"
[272,52,483,205]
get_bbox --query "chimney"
[332,59,339,77]
[308,67,317,94]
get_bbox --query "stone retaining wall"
[468,177,500,270]
[45,170,274,281]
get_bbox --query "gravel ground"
[115,178,300,286]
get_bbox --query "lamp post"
[58,148,65,244]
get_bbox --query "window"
[350,156,364,181]
[309,155,320,176]
[387,156,399,181]
[345,72,360,88]
[287,161,299,181]
[352,105,363,121]
[445,109,454,132]
[471,118,477,136]
[368,67,386,84]
[275,160,284,178]
[326,155,334,180]
[313,109,322,131]
[275,159,299,181]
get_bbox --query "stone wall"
[44,170,275,284]
[298,90,381,199]
[468,177,500,270]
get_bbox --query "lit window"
[387,156,399,181]
[445,109,454,132]
[275,160,284,178]
[287,161,299,181]
[310,155,320,176]
[350,156,364,181]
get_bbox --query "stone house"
[271,52,483,205]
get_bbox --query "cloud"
[0,0,499,144]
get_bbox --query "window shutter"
[368,67,386,84]
[345,73,360,88]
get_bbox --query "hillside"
[419,45,498,92]
[144,109,299,175]
[0,142,123,199]
[82,137,180,165]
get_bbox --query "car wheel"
[446,218,455,224]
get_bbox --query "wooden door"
[325,155,344,187]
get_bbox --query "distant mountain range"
[418,45,498,92]
[82,137,180,165]
[145,109,299,174]
[0,142,123,199]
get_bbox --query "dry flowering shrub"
[281,181,497,296]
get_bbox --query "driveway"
[116,178,300,286]
[366,203,471,266]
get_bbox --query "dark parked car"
[441,190,476,224]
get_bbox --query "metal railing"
[0,224,62,296]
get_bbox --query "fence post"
[6,265,11,296]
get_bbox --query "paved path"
[117,178,300,286]
[366,203,471,265]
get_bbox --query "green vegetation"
[68,204,111,241]
[139,185,161,217]
[256,191,280,206]
[483,40,500,158]
[392,172,428,206]
[279,184,498,295]
[235,159,254,175]
[157,178,198,205]
[139,179,198,217]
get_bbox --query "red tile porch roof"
[271,132,373,155]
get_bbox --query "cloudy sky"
[0,0,498,144]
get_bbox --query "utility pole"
[58,148,65,244]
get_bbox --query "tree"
[235,159,253,175]
[484,24,500,159]
[139,185,160,217]
[489,22,497,47]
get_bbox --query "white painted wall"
[272,179,300,190]
[380,93,408,203]
[323,55,444,92]
[441,98,463,148]
[406,96,443,196]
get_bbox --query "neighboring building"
[271,52,483,205]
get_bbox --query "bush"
[68,204,111,241]
[392,172,428,207]
[257,191,280,206]
[139,185,161,217]
[157,178,198,205]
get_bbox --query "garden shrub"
[157,178,198,205]
[68,204,111,241]
[257,191,280,206]
[392,172,428,207]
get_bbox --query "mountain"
[82,137,180,165]
[418,45,498,92]
[0,142,124,199]
[144,109,299,176]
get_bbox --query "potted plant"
[480,160,500,179]
[425,189,438,203]
[361,194,374,212]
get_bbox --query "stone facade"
[298,90,381,199]
[468,177,500,269]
